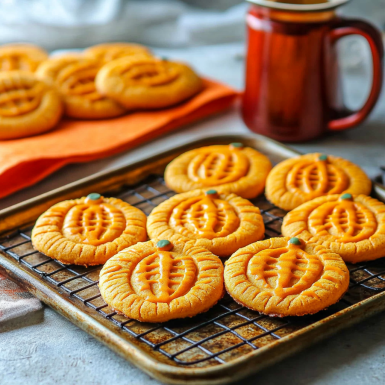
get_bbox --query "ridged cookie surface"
[165,143,272,199]
[84,42,151,64]
[147,189,265,257]
[96,55,203,110]
[265,153,371,211]
[36,55,126,119]
[99,239,224,323]
[32,194,147,266]
[0,44,48,72]
[0,71,62,140]
[225,237,349,317]
[282,193,385,264]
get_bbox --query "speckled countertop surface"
[1,41,385,385]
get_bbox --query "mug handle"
[328,19,384,131]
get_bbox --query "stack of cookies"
[0,43,203,140]
[31,144,385,322]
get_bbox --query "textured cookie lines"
[265,153,372,211]
[0,71,62,139]
[169,190,240,240]
[62,195,127,246]
[99,239,224,322]
[282,194,385,263]
[0,44,48,72]
[246,241,324,299]
[117,57,179,87]
[0,72,46,117]
[147,189,265,257]
[286,155,349,197]
[132,249,197,303]
[32,195,147,266]
[36,55,126,119]
[308,194,377,242]
[224,237,349,317]
[165,144,272,199]
[84,42,152,64]
[95,55,203,110]
[187,144,249,186]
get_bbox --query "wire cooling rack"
[1,175,385,368]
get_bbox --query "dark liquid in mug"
[242,6,344,142]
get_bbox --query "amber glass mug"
[242,0,384,142]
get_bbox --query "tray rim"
[1,132,385,385]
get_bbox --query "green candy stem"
[156,240,171,248]
[230,142,243,148]
[318,154,328,161]
[87,193,101,200]
[289,237,302,246]
[206,189,218,195]
[340,193,353,200]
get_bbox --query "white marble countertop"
[1,43,385,385]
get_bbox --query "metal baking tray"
[1,133,385,385]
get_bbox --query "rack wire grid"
[1,175,385,368]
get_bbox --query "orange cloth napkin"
[0,79,238,199]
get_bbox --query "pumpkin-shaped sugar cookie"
[0,71,62,140]
[265,153,371,211]
[165,143,272,198]
[0,44,48,72]
[95,55,203,110]
[32,193,147,266]
[84,42,152,64]
[99,239,224,322]
[147,189,265,257]
[282,193,385,263]
[36,55,126,119]
[225,237,349,317]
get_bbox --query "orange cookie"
[84,42,152,64]
[282,193,385,264]
[224,237,349,317]
[0,44,48,72]
[95,55,203,110]
[165,143,272,199]
[0,71,62,140]
[36,55,126,119]
[147,189,265,257]
[265,153,372,211]
[99,239,224,323]
[32,193,147,266]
